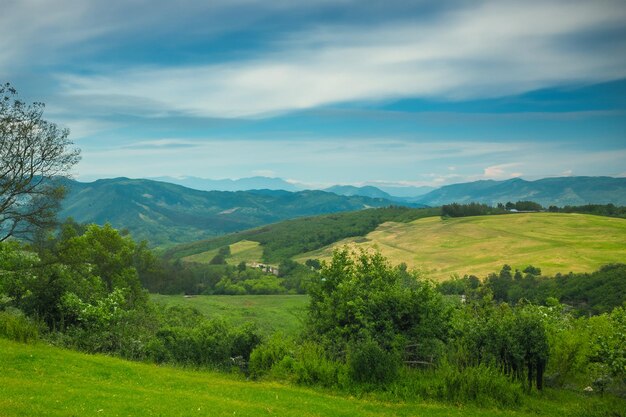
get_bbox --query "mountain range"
[58,178,408,247]
[58,176,626,247]
[150,176,300,192]
[414,176,626,206]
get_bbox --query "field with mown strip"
[0,338,611,417]
[295,213,626,281]
[182,240,264,265]
[151,294,307,336]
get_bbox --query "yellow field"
[295,213,626,281]
[182,240,263,265]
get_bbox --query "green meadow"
[151,294,308,336]
[296,213,626,281]
[1,338,619,417]
[182,240,264,266]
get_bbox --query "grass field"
[295,213,626,281]
[151,294,307,336]
[182,240,264,266]
[2,338,620,417]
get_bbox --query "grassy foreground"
[1,338,616,417]
[0,339,501,417]
[151,294,307,336]
[296,213,626,281]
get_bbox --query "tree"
[0,83,80,241]
[307,247,451,360]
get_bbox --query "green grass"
[295,213,626,281]
[182,240,264,265]
[1,338,622,417]
[151,294,308,336]
[226,240,264,265]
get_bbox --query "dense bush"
[347,339,400,386]
[307,247,451,360]
[248,333,295,377]
[0,309,40,343]
[452,302,549,390]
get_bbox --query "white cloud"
[54,0,626,118]
[483,163,523,179]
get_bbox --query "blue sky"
[1,0,625,188]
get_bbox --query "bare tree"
[0,83,80,241]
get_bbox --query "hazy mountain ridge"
[149,176,300,192]
[416,176,626,206]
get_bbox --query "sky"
[1,0,625,188]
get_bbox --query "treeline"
[141,259,314,295]
[165,206,440,263]
[438,264,626,316]
[548,203,626,218]
[441,201,542,217]
[442,202,625,218]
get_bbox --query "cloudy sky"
[2,0,625,187]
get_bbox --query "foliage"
[548,203,626,219]
[451,302,550,391]
[248,333,296,377]
[140,258,312,295]
[0,83,80,241]
[431,363,523,407]
[347,339,400,386]
[591,306,626,382]
[441,202,506,217]
[0,309,39,343]
[441,263,626,315]
[307,248,451,361]
[152,318,261,368]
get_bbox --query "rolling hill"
[58,178,408,247]
[165,206,440,262]
[294,213,626,281]
[416,176,626,206]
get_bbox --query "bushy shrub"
[249,333,295,377]
[292,342,345,388]
[435,363,523,407]
[155,319,261,368]
[347,340,400,387]
[0,309,39,343]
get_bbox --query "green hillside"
[0,338,613,417]
[295,213,626,281]
[151,294,307,336]
[59,178,412,248]
[166,206,440,263]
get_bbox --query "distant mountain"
[372,185,436,198]
[416,176,626,206]
[324,185,394,200]
[150,176,300,192]
[58,178,405,247]
[324,184,437,203]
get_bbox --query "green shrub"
[435,363,523,407]
[249,333,295,377]
[292,342,345,388]
[347,340,400,387]
[0,310,39,343]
